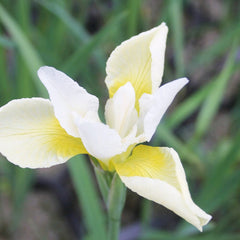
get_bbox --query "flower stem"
[107,173,126,240]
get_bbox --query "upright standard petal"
[138,78,188,141]
[105,82,138,138]
[38,66,100,137]
[105,23,168,106]
[0,98,87,168]
[115,145,211,231]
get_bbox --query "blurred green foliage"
[0,0,239,239]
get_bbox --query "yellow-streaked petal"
[99,144,136,172]
[0,98,87,168]
[115,145,211,231]
[38,66,100,137]
[105,23,168,107]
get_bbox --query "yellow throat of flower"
[108,74,152,112]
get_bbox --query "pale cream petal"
[38,66,100,137]
[105,82,138,138]
[105,23,168,106]
[138,78,188,140]
[0,98,87,168]
[115,145,211,231]
[75,119,126,162]
[150,24,168,92]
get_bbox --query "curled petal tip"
[182,77,189,84]
[115,145,211,231]
[37,65,54,76]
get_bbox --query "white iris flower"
[0,23,211,231]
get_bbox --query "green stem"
[107,173,126,240]
[94,166,111,203]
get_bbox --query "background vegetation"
[0,0,239,239]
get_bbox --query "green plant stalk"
[168,0,185,77]
[0,45,11,100]
[94,166,111,204]
[107,173,126,240]
[194,41,238,141]
[68,155,107,240]
[90,157,127,239]
[141,199,152,230]
[154,125,202,169]
[127,0,140,37]
[0,3,47,97]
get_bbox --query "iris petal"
[75,119,125,163]
[105,23,168,107]
[138,78,188,140]
[105,82,137,138]
[115,145,211,231]
[38,66,100,137]
[0,98,87,168]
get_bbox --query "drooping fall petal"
[115,145,211,231]
[105,23,168,105]
[138,78,188,141]
[0,98,87,168]
[38,66,100,137]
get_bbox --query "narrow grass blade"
[0,3,47,97]
[36,0,89,42]
[0,43,12,100]
[36,0,106,72]
[0,35,15,48]
[16,0,31,34]
[68,155,106,240]
[166,60,240,131]
[62,12,126,77]
[198,131,240,210]
[202,171,240,212]
[140,199,152,229]
[141,231,240,240]
[188,24,240,74]
[194,43,238,140]
[15,0,34,97]
[11,167,34,231]
[168,0,185,77]
[153,125,202,169]
[107,173,126,240]
[127,0,141,37]
[166,80,215,129]
[94,166,110,204]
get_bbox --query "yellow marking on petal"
[106,24,169,111]
[115,144,181,191]
[98,144,136,172]
[44,117,88,158]
[0,98,87,168]
[108,54,152,111]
